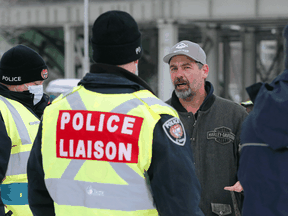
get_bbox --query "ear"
[202,64,209,79]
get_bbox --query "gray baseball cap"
[163,40,206,65]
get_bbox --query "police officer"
[238,25,288,216]
[0,45,50,216]
[27,10,204,216]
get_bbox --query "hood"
[243,69,288,150]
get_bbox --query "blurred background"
[0,0,287,101]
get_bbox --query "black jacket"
[0,84,49,216]
[238,69,288,216]
[166,82,248,216]
[27,63,204,216]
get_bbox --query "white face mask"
[135,63,138,76]
[28,85,43,105]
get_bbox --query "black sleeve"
[0,113,12,182]
[147,114,204,216]
[0,113,12,216]
[27,122,55,216]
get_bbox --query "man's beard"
[174,77,195,100]
[175,87,194,100]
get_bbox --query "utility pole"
[83,0,89,77]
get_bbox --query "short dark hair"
[197,62,203,69]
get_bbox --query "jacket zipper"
[193,119,197,127]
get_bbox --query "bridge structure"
[0,0,288,101]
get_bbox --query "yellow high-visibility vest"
[0,95,40,216]
[42,86,179,215]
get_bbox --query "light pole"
[83,0,89,77]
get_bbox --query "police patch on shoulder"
[162,117,186,146]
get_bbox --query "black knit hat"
[0,45,48,85]
[91,10,142,65]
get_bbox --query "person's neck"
[179,86,206,114]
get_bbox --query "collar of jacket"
[169,81,216,113]
[79,63,156,95]
[0,83,49,119]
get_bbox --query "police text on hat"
[0,45,48,85]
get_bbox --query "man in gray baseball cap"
[164,40,248,216]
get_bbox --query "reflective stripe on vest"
[108,96,173,114]
[0,96,35,177]
[0,96,37,215]
[5,152,30,176]
[0,96,31,144]
[239,143,269,151]
[45,91,162,211]
[141,97,174,109]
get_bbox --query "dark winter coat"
[238,69,288,216]
[166,82,248,216]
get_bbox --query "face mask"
[135,63,138,76]
[28,85,43,105]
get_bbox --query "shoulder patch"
[162,117,186,146]
[41,69,49,79]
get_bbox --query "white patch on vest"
[29,121,40,125]
[86,185,104,196]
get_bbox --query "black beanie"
[0,45,48,85]
[91,10,142,65]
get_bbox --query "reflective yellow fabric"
[42,86,178,216]
[0,97,39,216]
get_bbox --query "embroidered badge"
[135,46,141,54]
[163,117,186,146]
[176,42,188,49]
[41,69,48,79]
[207,126,235,144]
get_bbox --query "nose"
[174,74,186,84]
[175,69,185,78]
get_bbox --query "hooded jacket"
[238,68,288,216]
